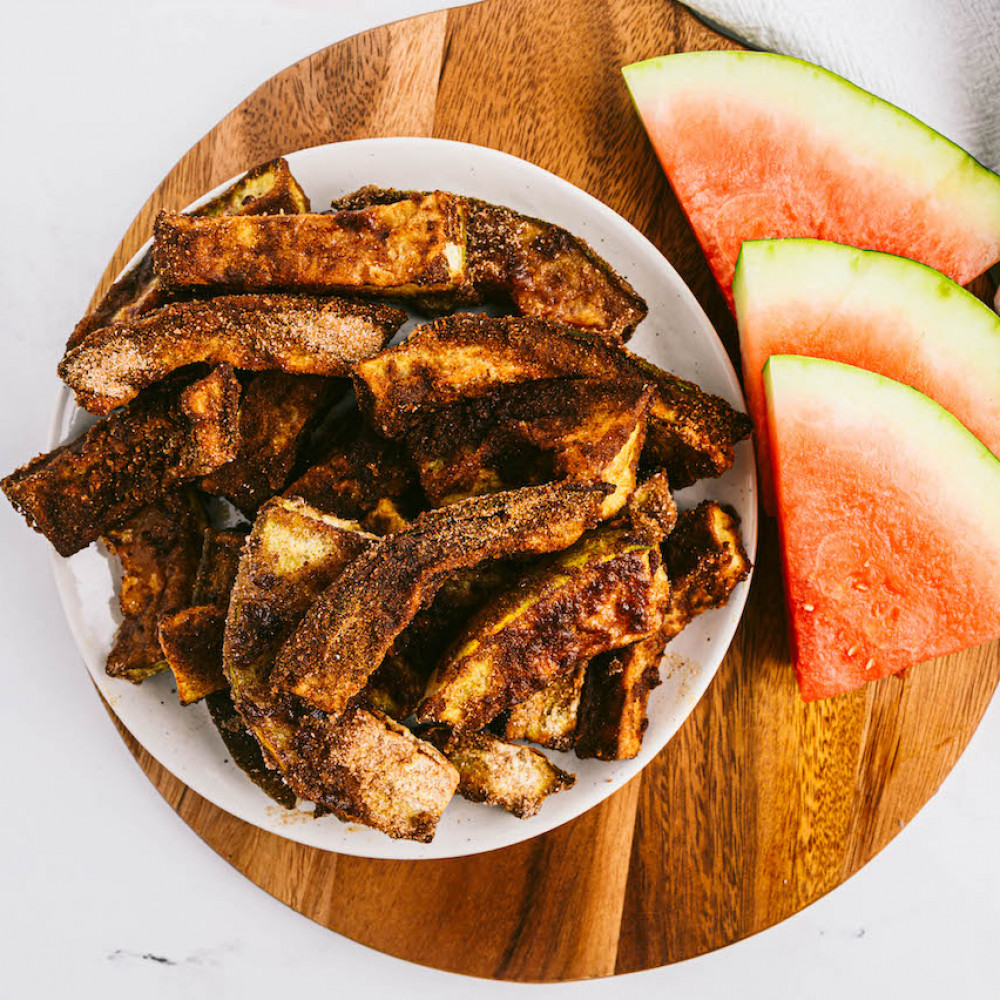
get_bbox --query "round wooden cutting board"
[91,0,1000,981]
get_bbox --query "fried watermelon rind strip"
[158,527,247,704]
[102,491,205,683]
[332,186,648,340]
[152,192,467,296]
[354,313,751,488]
[67,157,310,353]
[223,496,458,842]
[423,726,575,819]
[59,294,403,415]
[272,482,611,721]
[406,377,652,518]
[2,365,240,557]
[200,372,344,517]
[418,525,670,734]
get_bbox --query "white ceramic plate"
[51,137,757,860]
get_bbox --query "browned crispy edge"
[574,632,667,761]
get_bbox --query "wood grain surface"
[89,0,1000,981]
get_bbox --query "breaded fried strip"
[617,471,677,543]
[102,492,205,683]
[291,706,458,841]
[284,409,419,520]
[423,727,575,819]
[661,501,751,640]
[2,366,240,557]
[332,186,647,339]
[407,378,652,518]
[418,526,670,733]
[200,372,342,516]
[192,527,247,606]
[153,192,467,296]
[358,559,522,718]
[273,482,610,720]
[158,606,228,704]
[223,498,458,840]
[498,662,587,751]
[353,314,751,487]
[68,158,310,352]
[59,294,403,415]
[158,527,247,704]
[574,633,668,761]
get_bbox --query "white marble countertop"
[1,2,997,997]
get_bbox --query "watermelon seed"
[846,646,857,657]
[864,658,875,671]
[803,603,815,611]
[854,583,869,592]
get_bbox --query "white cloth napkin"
[684,1,1000,173]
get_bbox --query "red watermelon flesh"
[734,239,1000,512]
[622,52,1000,309]
[764,355,1000,701]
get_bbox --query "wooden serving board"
[93,0,1000,981]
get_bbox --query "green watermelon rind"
[763,355,1000,532]
[733,238,1000,461]
[733,238,1000,362]
[621,51,1000,233]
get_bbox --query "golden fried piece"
[102,492,205,683]
[59,294,403,415]
[574,633,668,761]
[423,727,575,819]
[223,497,458,841]
[407,378,652,518]
[333,186,647,339]
[497,662,587,751]
[418,526,670,734]
[157,527,247,704]
[153,192,467,296]
[617,471,677,543]
[158,606,227,704]
[205,688,296,809]
[358,559,522,719]
[192,527,247,606]
[293,706,458,840]
[353,313,751,487]
[200,373,342,516]
[2,366,240,557]
[283,409,419,520]
[273,482,611,720]
[661,501,751,640]
[67,158,310,352]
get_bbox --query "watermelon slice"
[765,355,1000,701]
[734,238,1000,511]
[622,52,1000,308]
